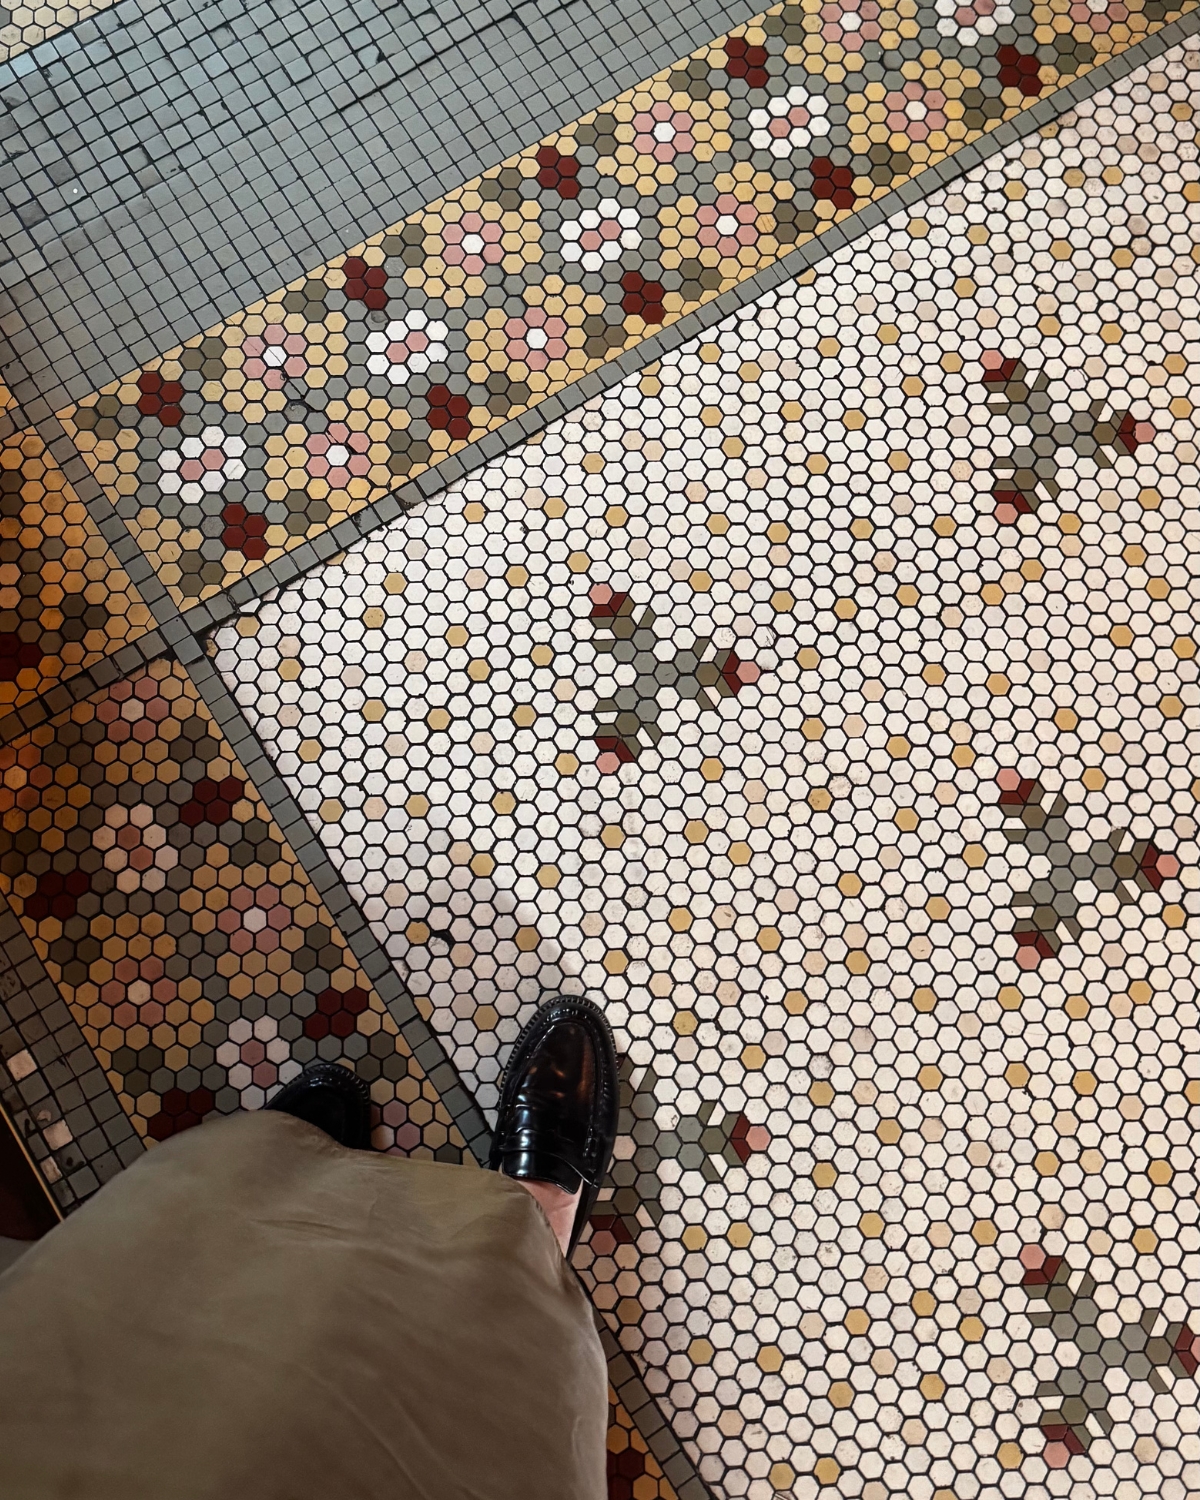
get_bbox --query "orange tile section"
[0,428,153,717]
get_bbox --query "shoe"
[266,1061,372,1150]
[488,995,619,1258]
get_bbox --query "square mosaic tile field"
[0,0,762,420]
[213,43,1200,1500]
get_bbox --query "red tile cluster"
[535,145,581,198]
[23,867,92,922]
[724,35,769,88]
[136,370,184,426]
[180,775,246,829]
[811,157,856,209]
[341,256,389,309]
[620,271,665,324]
[0,633,43,682]
[148,1086,217,1141]
[221,502,269,559]
[303,985,370,1041]
[607,1444,650,1499]
[425,384,473,440]
[997,45,1045,95]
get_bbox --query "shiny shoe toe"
[266,1061,372,1150]
[488,995,618,1257]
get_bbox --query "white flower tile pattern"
[216,43,1200,1500]
[63,0,1198,607]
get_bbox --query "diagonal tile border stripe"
[0,3,1192,634]
[57,0,1200,613]
[0,625,173,749]
[31,1,1199,658]
[0,426,159,724]
[601,1321,717,1500]
[177,640,494,1162]
[181,649,711,1500]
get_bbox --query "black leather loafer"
[488,995,619,1258]
[266,1061,372,1150]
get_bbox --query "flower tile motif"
[60,0,1197,606]
[749,84,833,156]
[0,658,465,1159]
[215,47,1200,1500]
[366,311,452,387]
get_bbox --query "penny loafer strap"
[495,1146,594,1194]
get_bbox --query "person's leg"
[0,1109,608,1500]
[0,995,618,1500]
[269,992,619,1260]
[517,1177,582,1256]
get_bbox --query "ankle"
[512,1176,581,1258]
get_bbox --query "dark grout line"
[0,628,173,748]
[39,414,181,623]
[0,893,145,1212]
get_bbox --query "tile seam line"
[0,398,193,746]
[173,7,1200,640]
[598,1322,718,1500]
[0,625,172,748]
[27,636,703,1498]
[36,411,185,625]
[174,667,709,1500]
[172,646,495,1162]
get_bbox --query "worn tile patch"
[0,657,464,1158]
[216,47,1200,1500]
[0,0,119,64]
[62,0,1196,607]
[0,427,154,717]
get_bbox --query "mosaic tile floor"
[0,0,113,62]
[60,0,1198,607]
[0,658,465,1154]
[2,0,1200,1493]
[0,426,153,713]
[213,41,1200,1500]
